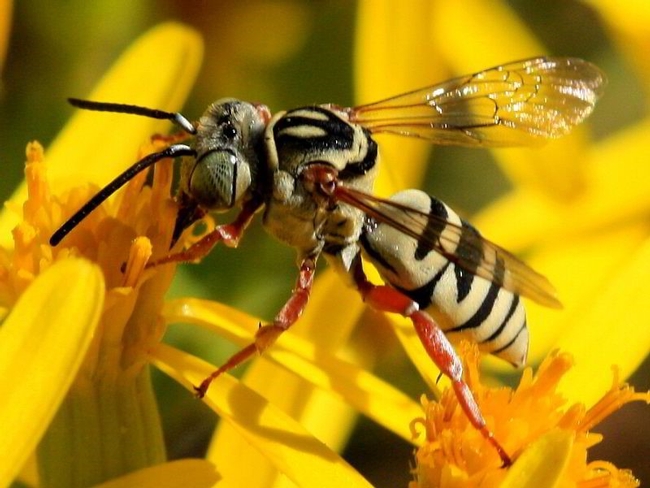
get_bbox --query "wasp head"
[179,99,270,213]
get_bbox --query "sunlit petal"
[151,344,373,488]
[205,267,367,485]
[552,234,650,405]
[0,22,203,247]
[0,258,104,486]
[411,345,648,486]
[585,0,650,94]
[430,0,593,199]
[501,429,573,488]
[474,117,650,251]
[355,0,442,193]
[164,297,422,443]
[94,459,219,488]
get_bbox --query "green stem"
[37,366,165,488]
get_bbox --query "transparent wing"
[335,186,561,308]
[346,57,606,146]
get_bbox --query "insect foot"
[195,257,316,397]
[353,257,512,465]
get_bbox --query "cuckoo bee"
[51,57,605,465]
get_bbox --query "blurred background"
[1,1,647,486]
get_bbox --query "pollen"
[0,140,214,392]
[0,140,209,346]
[410,343,650,488]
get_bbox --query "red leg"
[194,255,317,397]
[148,199,261,267]
[352,258,512,466]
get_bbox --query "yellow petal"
[355,0,439,193]
[0,258,104,486]
[586,0,650,95]
[151,344,373,488]
[164,297,421,444]
[474,117,650,252]
[432,0,544,71]
[266,345,422,444]
[553,232,650,406]
[486,222,650,388]
[94,459,219,488]
[484,222,650,406]
[207,267,367,486]
[431,0,594,199]
[501,429,573,488]
[517,222,648,366]
[284,267,366,348]
[390,315,446,397]
[0,22,204,247]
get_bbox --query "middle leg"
[194,254,318,397]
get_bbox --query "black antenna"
[50,98,200,246]
[50,144,196,246]
[68,98,197,135]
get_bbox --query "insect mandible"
[50,56,606,465]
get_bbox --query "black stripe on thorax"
[338,128,377,179]
[273,106,354,152]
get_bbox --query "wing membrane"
[335,186,561,308]
[348,57,606,146]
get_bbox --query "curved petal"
[206,267,367,486]
[355,0,440,194]
[526,223,646,352]
[501,429,573,488]
[163,297,422,444]
[0,258,104,486]
[586,0,650,95]
[552,233,650,406]
[94,459,219,488]
[0,22,204,247]
[151,344,373,488]
[431,0,593,199]
[431,0,544,71]
[473,117,650,252]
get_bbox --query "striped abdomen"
[359,189,528,367]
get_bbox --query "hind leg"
[350,256,511,465]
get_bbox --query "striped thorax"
[262,105,378,257]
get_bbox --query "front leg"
[351,256,512,466]
[148,198,262,267]
[194,254,318,397]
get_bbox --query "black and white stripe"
[359,189,529,366]
[272,106,377,178]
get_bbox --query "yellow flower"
[0,20,376,488]
[0,23,208,487]
[410,343,650,488]
[352,0,649,484]
[466,2,650,409]
[3,2,648,487]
